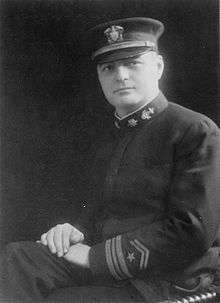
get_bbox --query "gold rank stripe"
[115,235,133,278]
[111,237,127,279]
[130,239,149,269]
[105,239,122,280]
[105,236,133,280]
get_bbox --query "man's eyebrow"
[117,57,143,64]
[98,62,114,69]
[125,57,140,62]
[122,55,146,63]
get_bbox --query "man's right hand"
[39,223,84,257]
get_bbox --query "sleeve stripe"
[111,237,126,279]
[116,235,133,278]
[130,240,145,269]
[134,239,149,269]
[105,239,122,280]
[130,239,149,269]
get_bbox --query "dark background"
[0,0,219,246]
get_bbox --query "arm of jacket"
[88,118,220,281]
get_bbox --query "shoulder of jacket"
[166,102,219,132]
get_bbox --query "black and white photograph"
[0,0,219,302]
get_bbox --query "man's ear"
[156,55,164,80]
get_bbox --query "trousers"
[0,241,146,303]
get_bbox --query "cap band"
[91,40,156,60]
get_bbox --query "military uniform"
[78,91,220,283]
[1,17,220,303]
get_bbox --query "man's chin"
[113,97,141,107]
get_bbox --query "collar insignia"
[141,107,154,120]
[113,92,168,130]
[104,25,124,44]
[128,118,138,127]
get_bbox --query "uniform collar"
[114,91,168,130]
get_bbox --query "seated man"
[1,17,220,303]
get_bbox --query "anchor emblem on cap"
[104,25,124,44]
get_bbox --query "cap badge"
[104,25,124,44]
[128,118,138,127]
[141,107,155,120]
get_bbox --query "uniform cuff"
[89,241,113,280]
[89,235,133,281]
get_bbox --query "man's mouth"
[114,87,135,93]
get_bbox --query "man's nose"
[115,66,129,81]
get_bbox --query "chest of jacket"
[94,116,176,239]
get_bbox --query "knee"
[0,242,29,273]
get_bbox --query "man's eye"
[102,65,113,71]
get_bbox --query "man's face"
[97,52,164,114]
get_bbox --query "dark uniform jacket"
[77,91,220,284]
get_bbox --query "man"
[1,17,220,303]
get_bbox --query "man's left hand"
[63,243,91,268]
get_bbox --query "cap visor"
[95,46,156,64]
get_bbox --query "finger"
[53,225,64,257]
[40,233,48,246]
[46,228,56,254]
[62,227,71,254]
[70,228,84,244]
